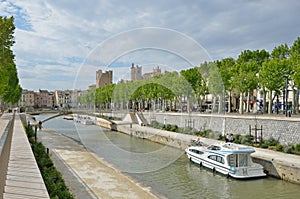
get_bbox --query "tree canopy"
[79,36,300,114]
[0,16,22,104]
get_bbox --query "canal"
[35,115,300,199]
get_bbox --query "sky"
[1,0,300,91]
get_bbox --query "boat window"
[228,154,252,167]
[216,156,225,164]
[228,154,237,167]
[207,145,221,151]
[208,145,221,150]
[208,155,224,164]
[208,155,217,161]
[189,149,204,155]
[238,154,252,167]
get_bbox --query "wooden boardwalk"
[1,114,49,199]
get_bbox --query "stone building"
[19,89,35,108]
[130,63,142,81]
[143,66,162,79]
[96,69,113,88]
[35,89,54,108]
[54,90,72,108]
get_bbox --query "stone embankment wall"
[142,113,300,145]
[99,112,300,185]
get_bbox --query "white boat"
[185,142,266,179]
[73,114,94,125]
[73,114,81,123]
[80,116,94,125]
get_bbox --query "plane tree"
[0,16,22,105]
[181,67,207,112]
[259,58,290,114]
[216,58,235,112]
[290,37,300,114]
[232,50,270,114]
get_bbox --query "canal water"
[35,115,300,199]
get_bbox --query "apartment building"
[19,89,35,108]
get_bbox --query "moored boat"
[185,142,266,179]
[73,114,94,125]
[63,116,73,120]
[81,116,94,125]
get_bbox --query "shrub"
[284,145,294,154]
[275,144,284,152]
[265,137,279,146]
[233,134,242,144]
[295,144,300,152]
[25,125,74,199]
[260,143,269,148]
[185,127,198,135]
[268,146,276,150]
[20,106,26,113]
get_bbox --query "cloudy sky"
[1,0,300,91]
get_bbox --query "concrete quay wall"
[142,113,300,145]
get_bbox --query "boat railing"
[222,143,254,150]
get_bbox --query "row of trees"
[79,37,300,114]
[0,16,22,106]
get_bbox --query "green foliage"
[77,37,300,115]
[150,121,164,129]
[233,134,242,144]
[275,144,284,152]
[0,16,22,104]
[260,143,269,149]
[295,144,300,152]
[264,136,279,146]
[241,134,253,145]
[271,44,289,59]
[284,145,294,154]
[181,66,208,103]
[25,126,74,199]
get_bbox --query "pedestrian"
[229,134,234,142]
[38,121,42,130]
[225,133,230,142]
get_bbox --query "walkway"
[0,113,49,199]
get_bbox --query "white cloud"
[1,0,300,91]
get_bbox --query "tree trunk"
[219,94,224,114]
[294,88,299,114]
[268,90,273,114]
[239,92,244,114]
[228,90,232,113]
[263,89,267,114]
[246,91,250,113]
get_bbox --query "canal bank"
[37,128,159,199]
[94,114,300,185]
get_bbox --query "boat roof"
[188,143,255,154]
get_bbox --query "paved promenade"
[0,113,49,199]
